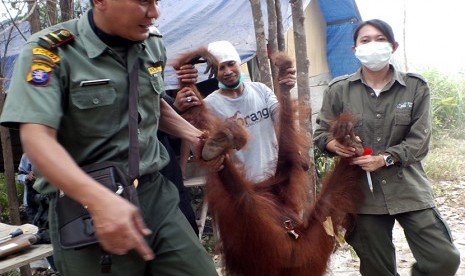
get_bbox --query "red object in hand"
[363,148,373,156]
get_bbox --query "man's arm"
[159,99,203,144]
[19,123,154,260]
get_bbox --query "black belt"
[48,171,159,199]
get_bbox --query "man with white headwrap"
[177,40,296,182]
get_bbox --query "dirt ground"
[325,179,465,276]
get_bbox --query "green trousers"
[345,208,460,276]
[49,172,217,276]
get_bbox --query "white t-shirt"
[204,82,279,182]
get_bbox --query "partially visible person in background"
[17,153,38,223]
[17,153,57,275]
[313,19,460,275]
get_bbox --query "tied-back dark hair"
[353,19,396,45]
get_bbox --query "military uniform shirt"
[314,66,435,215]
[0,10,170,193]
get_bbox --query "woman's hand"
[326,139,357,158]
[351,154,385,172]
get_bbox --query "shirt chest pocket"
[394,108,412,126]
[69,86,119,136]
[140,76,162,115]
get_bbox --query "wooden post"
[290,0,316,201]
[249,0,273,89]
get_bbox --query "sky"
[355,0,465,76]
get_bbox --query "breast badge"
[147,62,163,77]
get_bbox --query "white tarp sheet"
[158,0,310,89]
[1,0,310,90]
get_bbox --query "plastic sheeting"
[2,0,362,90]
[318,0,362,78]
[158,0,310,89]
[1,21,30,89]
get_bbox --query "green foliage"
[423,133,465,181]
[314,147,335,179]
[1,270,20,276]
[0,174,24,223]
[423,70,465,138]
[313,147,336,193]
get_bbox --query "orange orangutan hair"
[173,50,364,276]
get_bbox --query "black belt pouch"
[55,162,138,249]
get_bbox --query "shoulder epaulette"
[149,26,163,38]
[328,74,351,87]
[406,72,427,83]
[38,28,74,50]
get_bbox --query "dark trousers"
[346,208,460,276]
[49,172,217,276]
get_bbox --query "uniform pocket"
[394,109,412,126]
[432,208,454,243]
[69,86,119,136]
[150,77,163,94]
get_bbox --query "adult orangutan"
[172,49,364,276]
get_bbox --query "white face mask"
[355,42,393,71]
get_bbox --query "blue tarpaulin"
[318,0,362,78]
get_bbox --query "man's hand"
[176,64,198,85]
[87,192,154,260]
[173,87,201,113]
[26,171,36,182]
[278,67,297,86]
[19,123,154,261]
[193,134,225,172]
[198,154,225,172]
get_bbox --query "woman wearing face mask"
[314,19,460,276]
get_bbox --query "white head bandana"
[207,40,241,65]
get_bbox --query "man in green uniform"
[0,0,218,275]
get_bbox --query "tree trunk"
[60,0,74,22]
[249,0,273,89]
[47,0,58,26]
[275,0,286,51]
[0,16,31,276]
[267,0,278,90]
[290,0,316,201]
[0,85,20,226]
[28,0,41,34]
[402,0,408,71]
